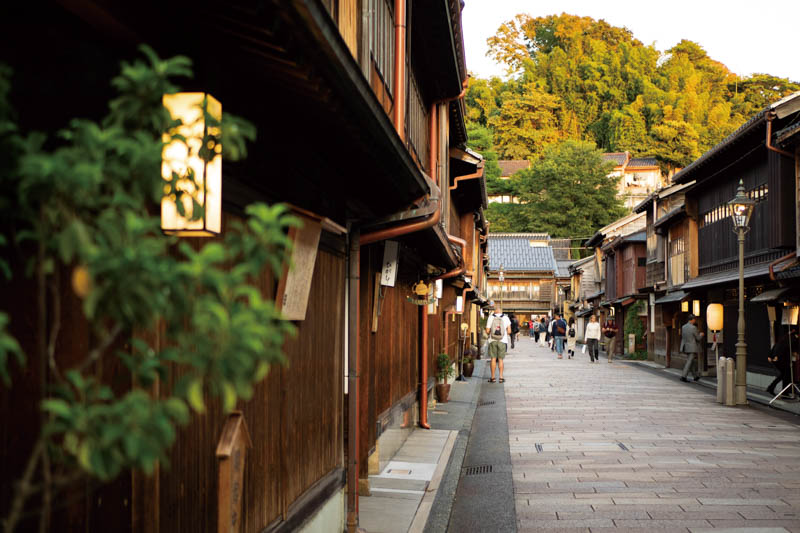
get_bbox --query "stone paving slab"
[505,337,800,531]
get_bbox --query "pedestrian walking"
[532,316,540,342]
[566,316,577,358]
[539,317,547,346]
[509,313,520,349]
[679,314,705,382]
[584,315,601,362]
[552,313,567,359]
[766,330,799,396]
[547,316,555,351]
[485,305,511,383]
[602,318,618,363]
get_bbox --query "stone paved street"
[505,336,800,532]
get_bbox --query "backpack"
[556,321,566,336]
[568,326,576,338]
[533,321,540,332]
[490,316,505,340]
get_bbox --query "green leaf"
[221,382,237,413]
[42,399,72,419]
[186,378,205,414]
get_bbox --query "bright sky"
[462,0,800,82]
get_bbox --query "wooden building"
[567,255,600,342]
[602,152,666,210]
[634,181,697,367]
[583,212,647,350]
[0,1,488,532]
[668,91,800,387]
[486,234,557,318]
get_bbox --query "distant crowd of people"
[484,306,620,383]
[484,308,799,399]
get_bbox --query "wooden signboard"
[276,215,322,320]
[217,412,252,533]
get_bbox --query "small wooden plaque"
[217,412,252,533]
[276,216,322,321]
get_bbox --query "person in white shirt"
[584,315,602,363]
[485,305,512,383]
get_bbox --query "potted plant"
[435,352,455,402]
[462,353,475,378]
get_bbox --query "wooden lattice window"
[369,0,395,93]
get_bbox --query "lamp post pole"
[734,226,747,405]
[728,179,754,406]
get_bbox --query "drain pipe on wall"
[346,228,361,533]
[766,112,794,159]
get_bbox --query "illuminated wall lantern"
[162,93,222,236]
[681,300,689,313]
[692,300,701,317]
[706,303,723,331]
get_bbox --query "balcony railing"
[407,71,428,171]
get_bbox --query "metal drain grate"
[464,464,493,476]
[477,400,496,406]
[535,443,543,453]
[617,442,630,451]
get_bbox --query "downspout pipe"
[346,229,361,533]
[435,235,467,280]
[769,251,798,281]
[419,304,431,429]
[766,112,794,158]
[392,0,407,140]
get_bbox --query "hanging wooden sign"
[216,411,252,533]
[276,215,322,320]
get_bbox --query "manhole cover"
[463,465,493,476]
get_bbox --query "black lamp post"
[727,179,755,406]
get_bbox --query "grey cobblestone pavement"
[505,337,800,532]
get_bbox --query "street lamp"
[728,179,755,406]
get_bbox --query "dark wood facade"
[0,0,487,532]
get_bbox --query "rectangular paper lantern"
[162,93,222,236]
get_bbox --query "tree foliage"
[470,13,800,232]
[0,46,296,530]
[514,140,628,238]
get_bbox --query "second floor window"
[370,0,395,93]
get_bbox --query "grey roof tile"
[487,234,557,272]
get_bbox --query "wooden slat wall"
[767,150,796,249]
[1,211,345,533]
[358,245,421,476]
[158,236,344,532]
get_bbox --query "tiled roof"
[497,160,530,177]
[628,157,658,167]
[602,152,629,166]
[487,234,557,272]
[555,259,574,278]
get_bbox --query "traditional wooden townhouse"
[668,91,800,390]
[583,213,647,347]
[0,1,487,532]
[486,234,558,319]
[634,181,698,368]
[567,255,600,342]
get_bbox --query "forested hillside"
[470,14,800,236]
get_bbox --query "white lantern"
[161,93,222,236]
[706,303,723,331]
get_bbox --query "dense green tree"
[515,140,627,238]
[0,47,296,530]
[484,203,530,232]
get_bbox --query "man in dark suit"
[680,315,705,382]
